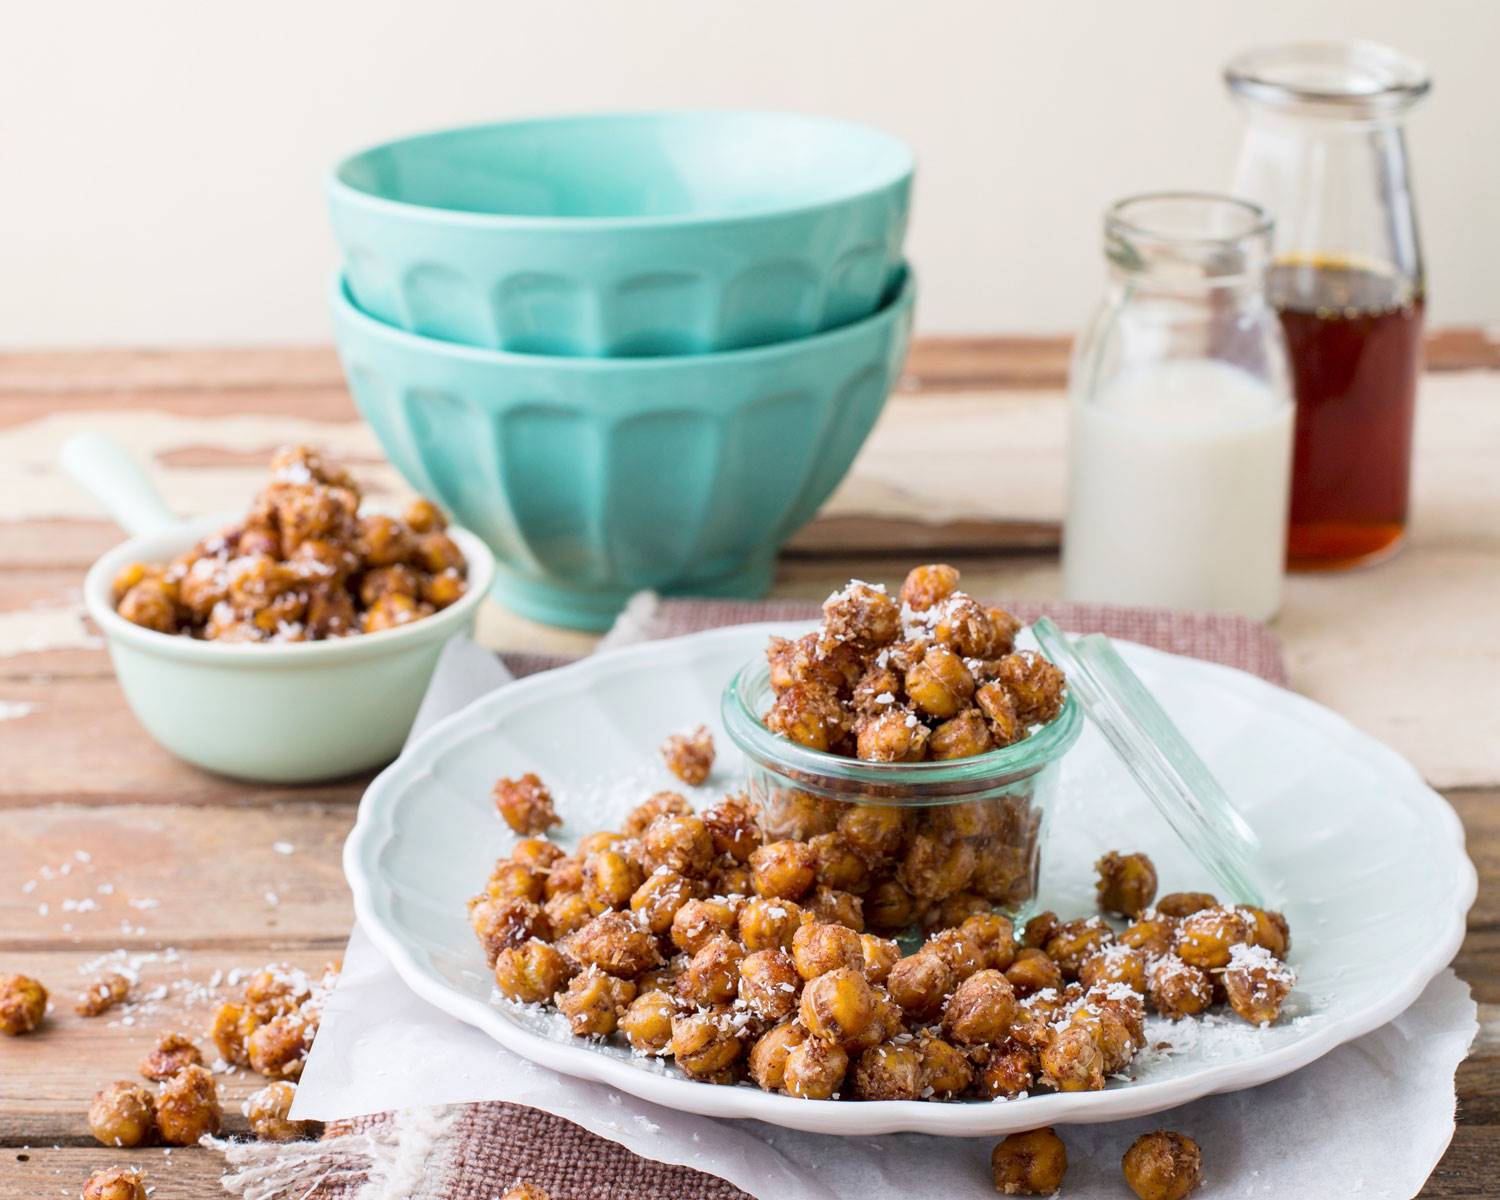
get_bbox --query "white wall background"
[3,1,1495,347]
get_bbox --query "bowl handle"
[60,432,180,537]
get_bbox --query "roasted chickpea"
[1243,906,1291,958]
[486,861,545,903]
[403,496,446,534]
[362,591,433,633]
[927,926,987,982]
[972,842,1035,907]
[886,949,953,1021]
[246,1080,319,1141]
[959,912,1018,971]
[854,706,931,762]
[820,581,900,652]
[750,839,818,901]
[670,897,741,955]
[1147,955,1214,1020]
[738,949,801,1022]
[1005,948,1064,998]
[1022,911,1060,949]
[799,968,878,1046]
[791,922,865,980]
[1079,945,1148,994]
[766,632,862,697]
[1174,906,1253,970]
[844,985,904,1056]
[1039,1023,1106,1092]
[899,563,960,612]
[906,646,976,719]
[761,789,842,841]
[931,593,1006,659]
[542,891,594,939]
[0,973,47,1035]
[1120,913,1177,958]
[139,1032,203,1081]
[708,858,754,897]
[898,832,977,903]
[83,1168,148,1200]
[928,708,994,760]
[994,651,1067,726]
[837,803,912,863]
[782,1037,849,1099]
[576,830,623,858]
[1154,891,1218,919]
[1122,1130,1202,1200]
[359,563,420,606]
[1070,998,1141,1075]
[118,577,179,633]
[622,790,692,838]
[492,774,560,835]
[1044,917,1115,978]
[209,1001,252,1066]
[247,1016,309,1079]
[738,896,809,952]
[924,890,990,931]
[915,1035,973,1098]
[991,1127,1068,1196]
[562,911,662,978]
[700,792,763,862]
[1223,944,1296,1026]
[640,814,715,879]
[765,682,851,753]
[88,1080,157,1148]
[501,1186,551,1200]
[1095,850,1159,918]
[859,934,901,985]
[863,878,917,935]
[669,1008,743,1081]
[748,1021,808,1091]
[75,972,131,1017]
[470,896,552,964]
[629,868,698,934]
[511,837,565,872]
[676,934,744,1007]
[619,990,678,1055]
[852,662,903,715]
[805,886,864,932]
[494,939,574,1004]
[941,969,1018,1045]
[660,724,715,786]
[414,530,465,575]
[556,968,637,1037]
[806,832,870,894]
[972,1041,1037,1099]
[974,681,1024,746]
[156,1063,222,1144]
[543,855,585,899]
[851,1040,925,1100]
[581,848,646,910]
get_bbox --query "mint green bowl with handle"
[331,266,915,631]
[329,111,913,355]
[63,433,496,784]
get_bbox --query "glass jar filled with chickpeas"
[721,566,1082,937]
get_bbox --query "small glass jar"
[1226,42,1429,569]
[1063,193,1294,621]
[721,655,1082,932]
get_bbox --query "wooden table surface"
[1,336,1495,1198]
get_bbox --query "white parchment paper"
[296,636,1478,1199]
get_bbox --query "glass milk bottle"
[1063,193,1293,621]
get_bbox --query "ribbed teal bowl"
[328,111,913,356]
[331,268,915,630]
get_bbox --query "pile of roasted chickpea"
[763,566,1065,762]
[111,445,467,642]
[474,755,1296,1110]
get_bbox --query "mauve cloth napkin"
[227,596,1465,1200]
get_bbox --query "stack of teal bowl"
[328,111,916,630]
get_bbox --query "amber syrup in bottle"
[1269,255,1424,569]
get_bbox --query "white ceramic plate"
[344,623,1475,1137]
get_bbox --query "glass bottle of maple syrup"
[1226,42,1430,570]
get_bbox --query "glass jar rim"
[721,655,1084,800]
[1225,41,1431,118]
[1106,192,1272,248]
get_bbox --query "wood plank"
[2,1148,233,1200]
[0,947,342,1146]
[0,804,354,945]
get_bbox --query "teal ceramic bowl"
[329,111,913,356]
[331,267,915,631]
